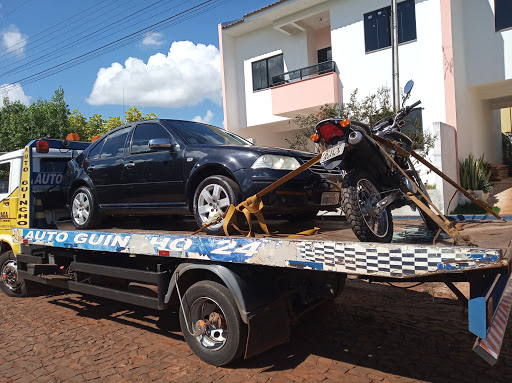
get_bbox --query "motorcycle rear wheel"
[341,170,393,243]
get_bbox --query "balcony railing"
[271,60,337,87]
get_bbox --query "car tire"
[193,176,241,235]
[70,186,101,229]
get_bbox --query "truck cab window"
[0,162,10,194]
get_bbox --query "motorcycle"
[312,80,438,243]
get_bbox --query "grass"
[450,202,501,215]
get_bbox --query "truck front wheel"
[179,281,247,366]
[0,251,27,297]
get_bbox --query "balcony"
[270,61,342,118]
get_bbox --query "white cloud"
[1,25,26,55]
[142,32,165,47]
[192,110,213,124]
[87,41,222,108]
[0,83,31,105]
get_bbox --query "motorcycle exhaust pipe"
[348,131,362,145]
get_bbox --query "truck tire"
[193,176,241,235]
[179,281,247,366]
[341,170,393,243]
[0,251,27,297]
[71,186,101,229]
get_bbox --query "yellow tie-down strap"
[222,195,320,238]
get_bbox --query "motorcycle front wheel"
[341,170,393,243]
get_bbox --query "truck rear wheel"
[179,281,247,366]
[0,251,27,297]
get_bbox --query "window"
[0,163,9,194]
[495,0,512,31]
[88,138,104,160]
[317,47,332,63]
[364,0,417,53]
[131,123,172,154]
[100,127,130,159]
[252,54,284,91]
[164,121,250,146]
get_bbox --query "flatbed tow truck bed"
[2,139,512,366]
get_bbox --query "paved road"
[1,278,511,383]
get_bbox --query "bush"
[450,203,500,215]
[459,154,492,192]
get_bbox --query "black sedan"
[63,119,340,234]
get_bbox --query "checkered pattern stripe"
[298,241,498,277]
[474,275,512,365]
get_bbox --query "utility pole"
[391,0,400,111]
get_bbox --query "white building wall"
[235,26,311,129]
[330,0,446,135]
[450,0,508,163]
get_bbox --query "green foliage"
[0,87,72,152]
[286,86,435,157]
[459,154,492,192]
[0,88,159,151]
[450,202,500,215]
[125,106,158,123]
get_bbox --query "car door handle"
[125,162,135,168]
[88,165,95,171]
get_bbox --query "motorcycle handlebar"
[407,100,421,114]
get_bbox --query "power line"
[0,0,32,24]
[0,0,130,60]
[0,0,169,74]
[0,0,115,57]
[0,0,230,93]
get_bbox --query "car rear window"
[165,121,250,146]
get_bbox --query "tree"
[125,106,158,123]
[104,116,124,131]
[86,113,107,140]
[69,110,87,140]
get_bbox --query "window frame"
[363,0,417,54]
[251,53,284,91]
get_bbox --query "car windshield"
[165,121,251,146]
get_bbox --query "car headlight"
[251,154,300,170]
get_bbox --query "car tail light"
[318,123,345,143]
[36,140,49,153]
[91,135,101,143]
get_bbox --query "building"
[218,0,512,213]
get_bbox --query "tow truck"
[0,137,511,366]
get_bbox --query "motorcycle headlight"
[251,154,300,170]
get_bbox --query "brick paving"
[1,278,512,383]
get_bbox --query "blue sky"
[0,0,272,129]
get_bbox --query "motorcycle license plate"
[321,143,345,164]
[321,192,340,206]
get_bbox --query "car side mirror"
[148,138,180,152]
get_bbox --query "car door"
[122,122,185,206]
[84,126,130,206]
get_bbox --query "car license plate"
[321,143,345,164]
[321,192,340,206]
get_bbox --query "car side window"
[87,138,105,160]
[131,123,172,154]
[100,127,130,159]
